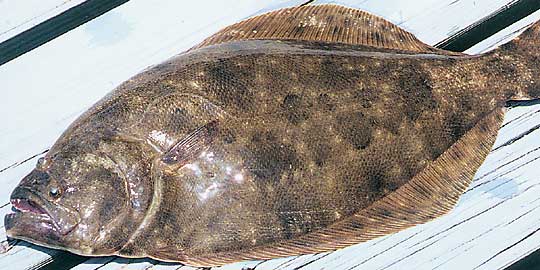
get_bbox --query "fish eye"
[49,186,61,198]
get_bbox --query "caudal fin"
[498,20,540,99]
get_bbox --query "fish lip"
[4,210,54,233]
[10,198,48,215]
[7,187,78,236]
[9,188,53,221]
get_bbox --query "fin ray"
[192,4,457,54]
[161,120,219,166]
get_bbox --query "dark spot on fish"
[359,154,396,199]
[98,200,117,222]
[157,80,177,95]
[95,98,136,128]
[526,81,540,98]
[221,129,236,144]
[520,55,540,98]
[337,155,393,213]
[500,40,518,51]
[272,194,304,239]
[276,213,296,240]
[317,93,335,111]
[421,119,452,160]
[167,107,196,134]
[366,167,385,194]
[447,112,468,140]
[380,112,403,135]
[247,132,299,183]
[206,58,255,113]
[319,59,360,89]
[397,68,436,120]
[482,58,518,84]
[335,112,374,150]
[456,90,475,112]
[312,143,331,167]
[320,59,341,88]
[281,94,311,124]
[173,108,189,120]
[353,88,377,109]
[384,181,400,192]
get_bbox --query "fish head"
[5,149,131,255]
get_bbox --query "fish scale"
[4,4,540,267]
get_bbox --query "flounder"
[5,4,540,267]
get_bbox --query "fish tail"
[496,20,540,100]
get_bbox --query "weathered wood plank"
[1,0,539,269]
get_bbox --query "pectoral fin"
[161,120,219,167]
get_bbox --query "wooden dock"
[0,0,539,269]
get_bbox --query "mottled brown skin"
[5,5,540,267]
[115,40,536,260]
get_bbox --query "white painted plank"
[315,0,522,45]
[0,0,87,43]
[1,0,539,269]
[465,8,540,54]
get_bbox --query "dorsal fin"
[193,4,446,53]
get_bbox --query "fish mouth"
[5,187,78,241]
[10,198,48,215]
[5,199,58,242]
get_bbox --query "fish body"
[5,5,540,266]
